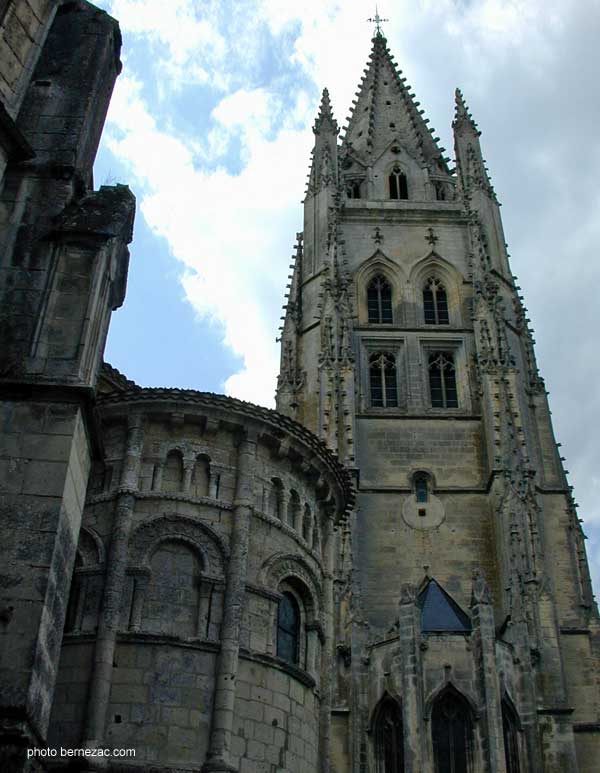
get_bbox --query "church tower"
[277,28,599,773]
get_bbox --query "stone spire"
[341,33,449,172]
[305,87,339,199]
[453,87,496,201]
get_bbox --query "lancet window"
[369,352,398,408]
[367,274,393,324]
[374,696,405,773]
[277,592,300,665]
[502,699,521,773]
[432,688,473,773]
[428,352,458,408]
[346,179,362,199]
[423,277,449,325]
[389,166,408,200]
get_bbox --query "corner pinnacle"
[314,88,338,134]
[453,87,480,135]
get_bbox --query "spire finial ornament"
[367,5,388,38]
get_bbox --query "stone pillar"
[202,431,256,773]
[183,460,194,493]
[399,583,423,773]
[471,569,507,773]
[82,413,144,754]
[128,570,150,633]
[319,513,335,773]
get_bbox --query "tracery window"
[277,592,300,665]
[389,167,408,200]
[423,277,449,325]
[374,697,405,773]
[367,274,393,324]
[428,352,458,408]
[432,689,473,773]
[369,352,398,408]
[502,699,521,773]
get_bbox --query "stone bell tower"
[276,28,599,773]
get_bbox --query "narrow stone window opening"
[389,166,408,200]
[347,179,362,199]
[415,473,429,503]
[369,352,398,408]
[435,181,447,201]
[428,352,458,408]
[374,696,405,773]
[277,592,300,665]
[423,277,449,325]
[367,274,393,324]
[502,698,521,773]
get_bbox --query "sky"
[92,0,600,597]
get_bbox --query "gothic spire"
[341,34,449,173]
[452,88,479,137]
[453,87,496,201]
[314,88,338,135]
[305,88,339,199]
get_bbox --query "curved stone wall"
[47,387,352,772]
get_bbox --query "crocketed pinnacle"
[341,34,449,171]
[453,88,480,136]
[313,88,339,135]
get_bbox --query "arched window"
[374,697,405,773]
[270,477,284,520]
[367,274,393,324]
[423,278,449,325]
[502,698,521,773]
[432,688,473,773]
[434,181,447,201]
[389,167,408,200]
[277,592,300,665]
[428,352,458,408]
[191,454,210,497]
[144,540,202,638]
[162,449,184,492]
[289,490,301,530]
[414,472,429,503]
[370,352,398,408]
[302,504,312,543]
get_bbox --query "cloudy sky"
[92,0,600,595]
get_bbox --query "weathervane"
[367,5,388,36]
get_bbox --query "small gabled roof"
[417,579,471,633]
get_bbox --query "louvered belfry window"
[370,352,398,408]
[423,277,449,325]
[367,274,393,324]
[428,352,458,408]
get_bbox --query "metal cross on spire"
[367,5,389,37]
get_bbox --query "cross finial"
[367,5,388,37]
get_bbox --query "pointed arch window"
[423,278,449,325]
[432,688,473,773]
[374,696,405,773]
[428,352,458,408]
[370,352,398,408]
[277,592,300,665]
[389,167,408,200]
[367,274,393,324]
[502,698,521,773]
